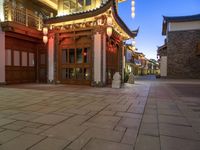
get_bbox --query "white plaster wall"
[169,21,200,32]
[0,27,5,83]
[94,32,101,83]
[160,56,167,77]
[48,37,54,82]
[102,33,106,83]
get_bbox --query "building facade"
[159,14,200,79]
[0,0,137,86]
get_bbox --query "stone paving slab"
[135,135,160,150]
[159,123,200,140]
[29,138,70,150]
[0,78,200,150]
[0,130,22,144]
[0,133,45,150]
[68,127,124,150]
[32,114,70,125]
[82,138,133,150]
[0,118,16,126]
[161,135,200,150]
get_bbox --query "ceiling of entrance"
[38,0,58,10]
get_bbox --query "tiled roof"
[44,0,138,38]
[162,14,200,35]
[163,14,200,23]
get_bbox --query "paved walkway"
[0,78,200,150]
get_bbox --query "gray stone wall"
[167,30,200,79]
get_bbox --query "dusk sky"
[118,0,200,60]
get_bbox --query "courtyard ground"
[0,76,200,150]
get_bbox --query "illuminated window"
[76,48,83,63]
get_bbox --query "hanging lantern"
[131,0,135,18]
[43,27,48,35]
[107,16,113,26]
[107,26,113,37]
[43,35,48,44]
[132,0,135,6]
[131,12,135,18]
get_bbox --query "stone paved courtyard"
[0,78,200,150]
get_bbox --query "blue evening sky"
[118,0,200,59]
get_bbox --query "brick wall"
[167,30,200,79]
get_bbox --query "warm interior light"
[107,26,113,37]
[43,36,48,44]
[43,27,48,35]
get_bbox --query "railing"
[3,1,43,30]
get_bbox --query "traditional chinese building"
[0,0,138,86]
[159,14,200,79]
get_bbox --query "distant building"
[147,59,160,75]
[125,44,135,74]
[158,14,200,78]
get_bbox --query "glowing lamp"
[43,35,48,44]
[131,7,135,11]
[107,26,113,37]
[43,27,48,35]
[107,16,113,26]
[131,12,135,18]
[132,1,135,6]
